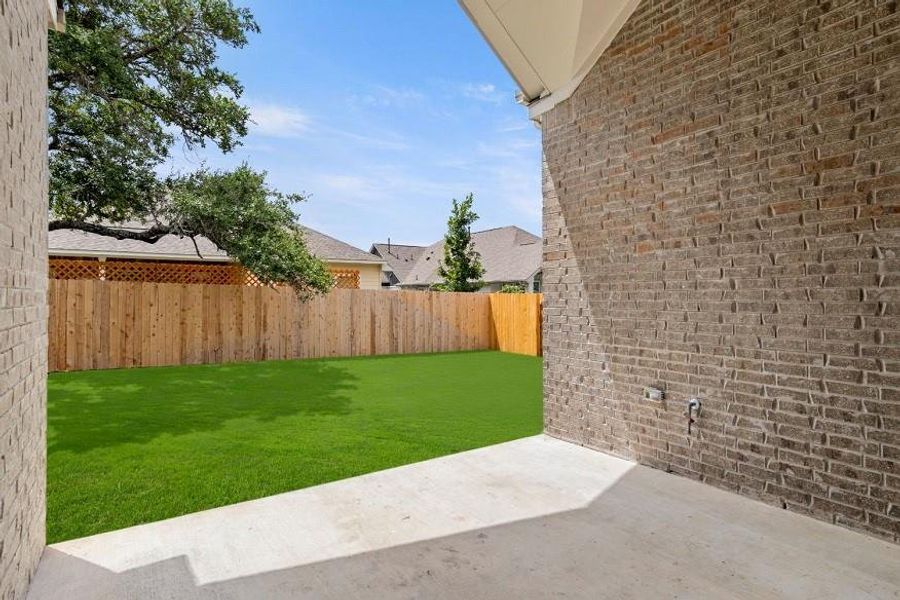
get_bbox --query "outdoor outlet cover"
[644,387,664,401]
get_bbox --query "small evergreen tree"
[434,194,485,292]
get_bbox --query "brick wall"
[0,0,49,596]
[542,0,900,542]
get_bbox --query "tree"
[499,283,526,294]
[433,194,485,292]
[48,0,332,295]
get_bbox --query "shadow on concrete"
[29,461,900,600]
[48,360,359,453]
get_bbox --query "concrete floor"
[28,436,900,599]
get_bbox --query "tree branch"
[49,219,172,243]
[122,24,194,63]
[187,234,205,259]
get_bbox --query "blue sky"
[164,1,541,250]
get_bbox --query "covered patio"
[2,0,899,597]
[28,436,900,599]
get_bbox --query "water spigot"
[686,398,702,435]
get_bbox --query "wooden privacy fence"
[48,280,542,372]
[489,292,543,356]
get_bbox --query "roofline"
[326,259,385,266]
[329,254,385,264]
[376,227,540,247]
[49,248,234,263]
[397,273,540,288]
[299,226,382,264]
[471,225,539,237]
[397,225,542,287]
[398,268,542,288]
[371,243,428,250]
[49,249,385,266]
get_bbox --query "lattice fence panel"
[51,258,363,290]
[49,258,102,280]
[331,269,360,289]
[50,258,263,286]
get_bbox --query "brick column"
[0,0,49,596]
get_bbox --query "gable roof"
[49,223,382,265]
[299,227,383,264]
[401,226,541,287]
[49,225,232,262]
[370,243,427,283]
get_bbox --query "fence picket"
[47,282,541,371]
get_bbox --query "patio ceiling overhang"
[458,0,639,120]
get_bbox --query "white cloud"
[430,130,542,225]
[248,102,312,138]
[324,128,410,151]
[358,85,426,108]
[313,166,469,206]
[161,84,542,249]
[246,100,408,150]
[496,118,533,133]
[461,83,506,104]
[491,163,542,221]
[475,137,540,159]
[316,174,380,199]
[308,137,541,234]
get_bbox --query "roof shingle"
[400,226,541,287]
[370,243,427,283]
[49,223,382,264]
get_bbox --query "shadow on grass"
[48,360,359,454]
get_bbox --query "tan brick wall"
[542,0,900,542]
[0,0,49,596]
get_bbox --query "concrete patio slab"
[28,435,900,599]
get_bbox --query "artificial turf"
[47,350,542,542]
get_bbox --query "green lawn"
[48,350,542,542]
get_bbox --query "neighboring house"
[49,223,385,290]
[373,226,541,292]
[461,0,900,540]
[369,241,426,288]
